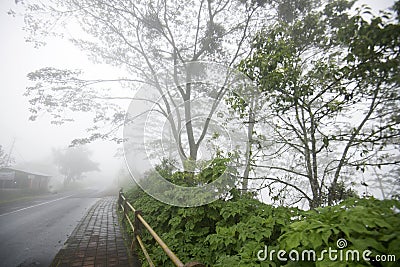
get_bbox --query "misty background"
[0,1,134,191]
[0,0,397,196]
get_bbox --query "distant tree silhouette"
[52,146,99,186]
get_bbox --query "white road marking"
[0,195,74,217]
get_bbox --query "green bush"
[279,198,400,267]
[124,186,301,266]
[121,165,399,267]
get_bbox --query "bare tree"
[21,0,275,170]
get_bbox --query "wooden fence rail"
[118,189,205,267]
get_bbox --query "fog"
[0,2,135,192]
[0,0,396,196]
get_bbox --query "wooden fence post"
[117,188,123,210]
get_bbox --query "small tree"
[52,146,99,186]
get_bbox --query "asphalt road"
[0,188,112,267]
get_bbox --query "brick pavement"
[51,196,140,267]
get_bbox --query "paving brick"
[50,196,139,266]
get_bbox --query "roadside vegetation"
[123,166,400,266]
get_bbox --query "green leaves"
[279,198,400,266]
[124,183,300,266]
[123,182,400,267]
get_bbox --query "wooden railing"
[118,189,205,267]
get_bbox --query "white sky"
[0,2,125,183]
[0,0,396,183]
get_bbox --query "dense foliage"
[123,183,400,266]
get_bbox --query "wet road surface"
[0,188,111,267]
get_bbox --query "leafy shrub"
[279,198,400,267]
[121,166,399,267]
[124,185,302,266]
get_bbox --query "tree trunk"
[242,109,255,193]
